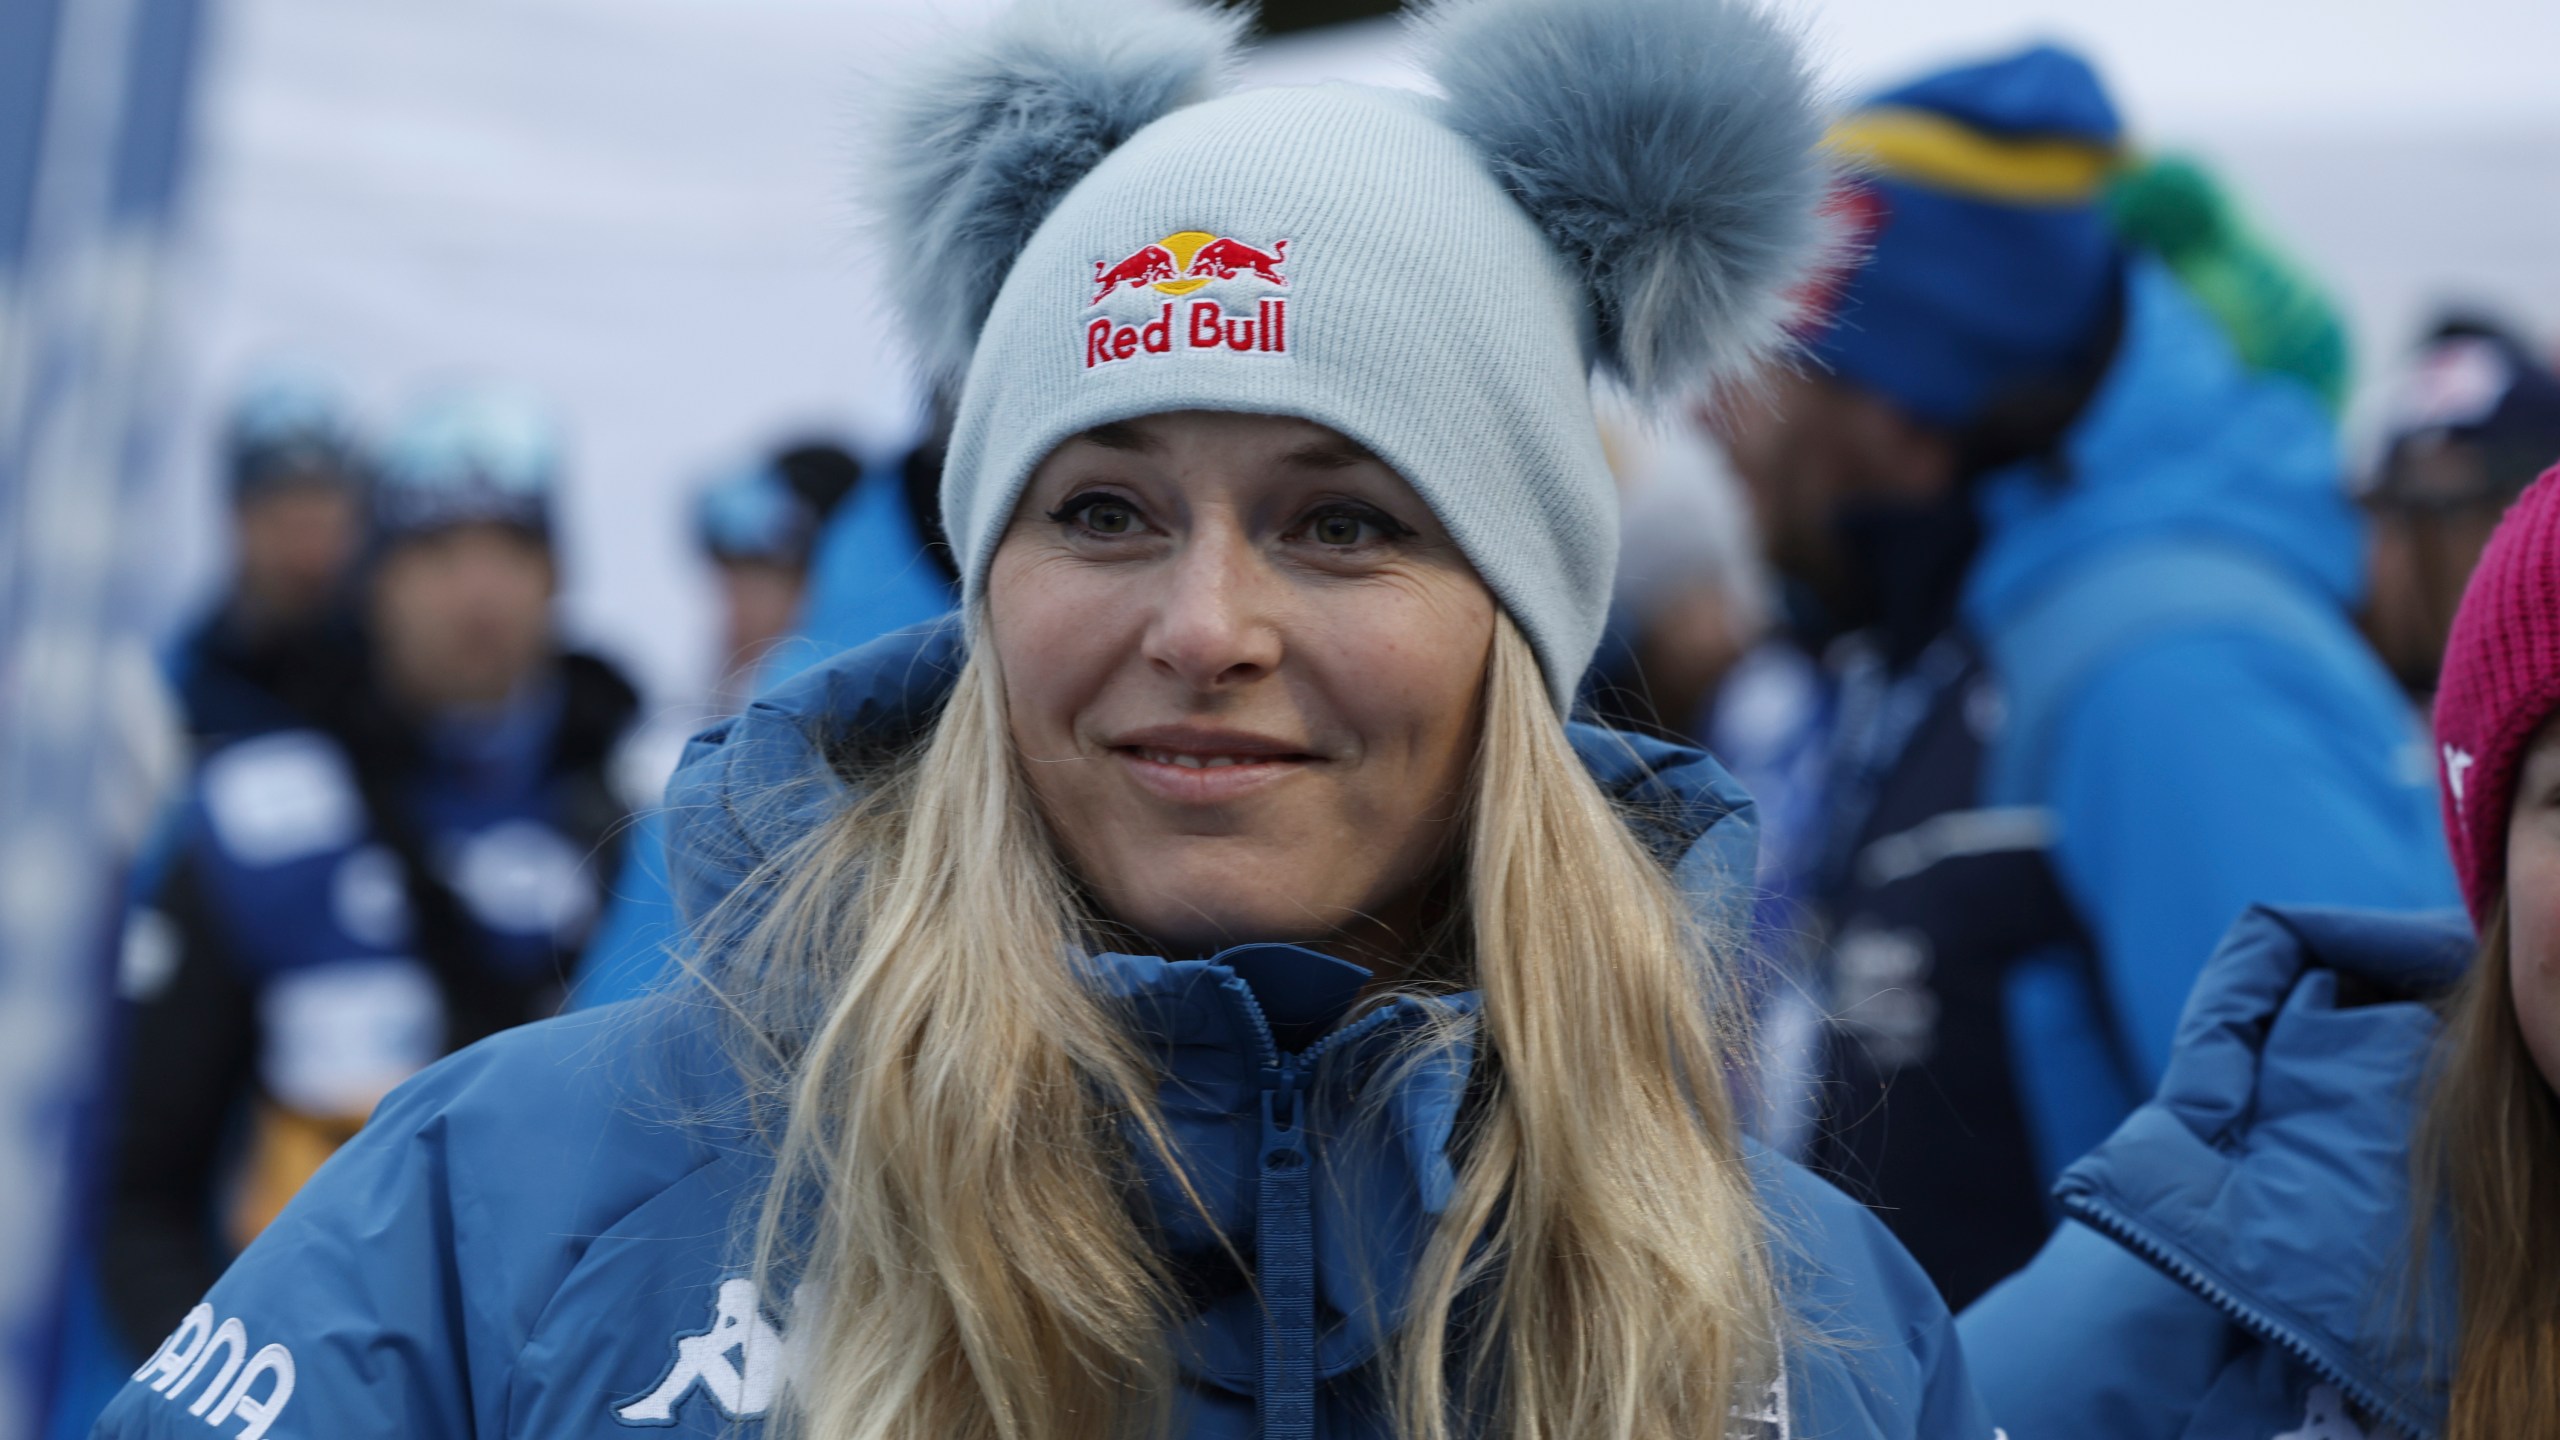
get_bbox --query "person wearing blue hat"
[1712,44,2456,1307]
[694,459,823,713]
[99,386,641,1361]
[168,370,369,748]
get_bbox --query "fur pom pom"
[1419,0,1831,398]
[870,0,1245,387]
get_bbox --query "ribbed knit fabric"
[2434,465,2560,923]
[942,84,1616,710]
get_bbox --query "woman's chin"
[1099,896,1346,960]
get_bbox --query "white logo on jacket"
[132,1305,294,1440]
[616,1278,794,1425]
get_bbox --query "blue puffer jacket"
[1960,905,2474,1440]
[94,620,1993,1440]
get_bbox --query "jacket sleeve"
[99,855,260,1358]
[1958,1220,2233,1440]
[91,1059,482,1440]
[2043,631,2456,1084]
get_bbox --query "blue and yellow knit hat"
[1808,44,2125,430]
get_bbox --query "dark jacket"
[100,646,637,1355]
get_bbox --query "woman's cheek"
[2506,828,2560,1096]
[987,549,1127,742]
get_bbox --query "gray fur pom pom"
[1419,0,1830,398]
[871,0,1245,388]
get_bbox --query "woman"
[96,1,1992,1437]
[1960,464,2560,1439]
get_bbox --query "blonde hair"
[2414,900,2560,1437]
[722,611,1774,1440]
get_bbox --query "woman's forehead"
[1072,410,1370,457]
[1045,411,1405,487]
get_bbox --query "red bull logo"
[1084,229,1291,369]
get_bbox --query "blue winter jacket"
[95,620,1993,1440]
[1961,905,2473,1440]
[1966,258,2457,1174]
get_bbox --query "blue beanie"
[373,387,561,548]
[695,461,820,569]
[225,368,362,499]
[1808,45,2125,430]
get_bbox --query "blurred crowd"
[56,30,2560,1434]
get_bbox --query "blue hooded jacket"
[1966,258,2457,1172]
[1960,905,2472,1440]
[92,620,1991,1440]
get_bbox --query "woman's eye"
[1049,493,1140,536]
[1299,505,1407,548]
[1312,513,1365,545]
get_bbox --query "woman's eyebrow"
[1278,437,1377,471]
[1079,421,1156,453]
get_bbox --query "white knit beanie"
[876,0,1829,708]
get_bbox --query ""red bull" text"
[1086,299,1289,368]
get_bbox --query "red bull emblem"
[1084,230,1291,370]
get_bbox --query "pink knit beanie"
[2434,464,2560,924]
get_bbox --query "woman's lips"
[1113,745,1316,804]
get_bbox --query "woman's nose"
[1141,523,1283,691]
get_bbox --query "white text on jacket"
[132,1305,294,1440]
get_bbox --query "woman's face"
[986,410,1497,963]
[2507,716,2560,1093]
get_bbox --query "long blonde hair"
[721,611,1775,1440]
[2415,900,2560,1437]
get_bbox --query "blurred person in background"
[1583,405,1775,743]
[1712,44,2453,1308]
[568,428,956,1011]
[2361,317,2560,705]
[169,370,367,749]
[100,386,638,1356]
[695,455,826,715]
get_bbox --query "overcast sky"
[1802,0,2560,133]
[1246,0,2560,132]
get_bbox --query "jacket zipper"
[2063,1193,2430,1439]
[1230,987,1404,1440]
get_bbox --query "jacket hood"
[658,614,1763,1395]
[2054,905,2474,1439]
[1963,258,2364,628]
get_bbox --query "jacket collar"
[2054,904,2473,1439]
